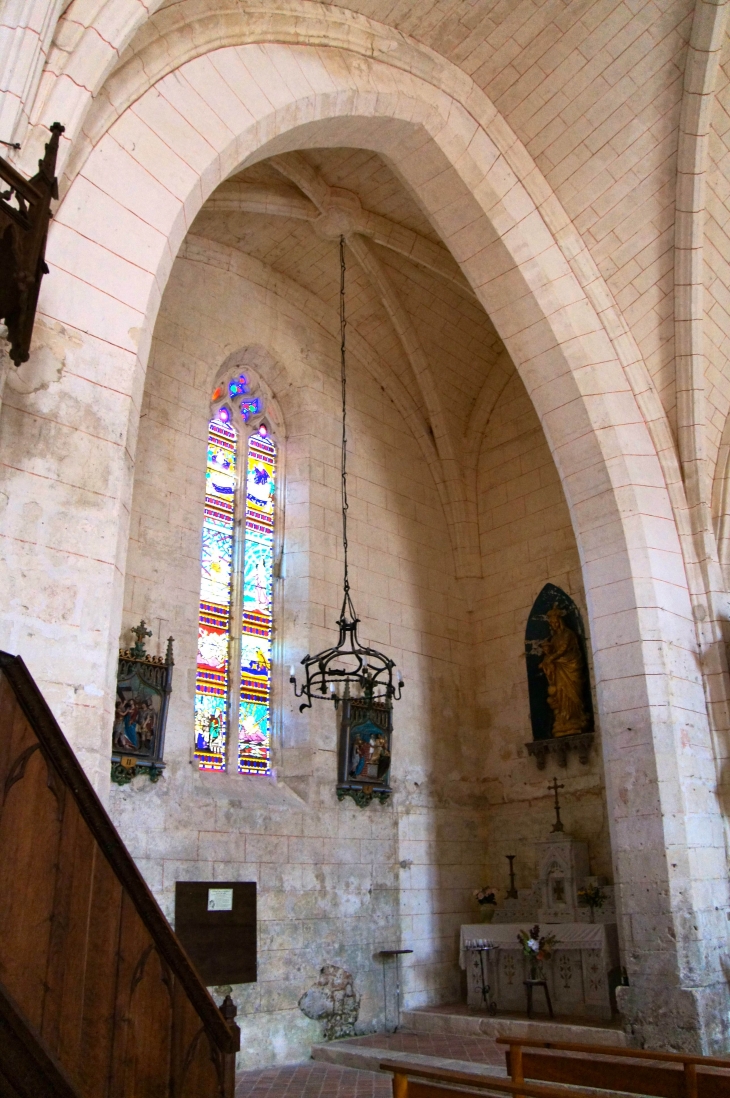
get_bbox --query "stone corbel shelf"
[526,732,594,769]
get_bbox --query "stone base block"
[401,1008,626,1045]
[616,984,730,1054]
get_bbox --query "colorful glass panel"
[194,419,237,770]
[229,374,248,398]
[240,396,262,422]
[238,430,277,774]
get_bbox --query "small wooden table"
[524,977,553,1018]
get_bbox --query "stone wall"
[474,371,612,896]
[109,247,486,1065]
[2,1,730,1053]
[109,236,617,1062]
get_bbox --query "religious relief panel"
[336,692,392,807]
[524,584,595,769]
[112,621,174,784]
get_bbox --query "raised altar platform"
[460,922,620,1021]
[310,1004,627,1078]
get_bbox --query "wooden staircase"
[0,651,240,1098]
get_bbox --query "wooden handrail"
[0,652,241,1096]
[0,652,237,1055]
[495,1037,730,1069]
[380,1059,619,1098]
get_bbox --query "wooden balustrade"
[0,652,240,1098]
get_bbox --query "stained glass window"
[194,382,277,776]
[238,428,277,774]
[194,417,237,770]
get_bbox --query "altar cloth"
[459,921,614,968]
[460,922,620,1020]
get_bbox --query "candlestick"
[506,854,518,899]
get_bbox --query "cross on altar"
[548,776,565,833]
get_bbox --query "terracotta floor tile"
[237,1064,391,1098]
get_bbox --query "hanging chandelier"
[290,236,404,712]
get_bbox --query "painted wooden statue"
[525,584,594,743]
[539,604,591,737]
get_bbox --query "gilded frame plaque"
[336,692,392,807]
[111,621,174,784]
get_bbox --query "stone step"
[311,1006,627,1084]
[311,1041,506,1079]
[400,1007,627,1047]
[311,1032,633,1098]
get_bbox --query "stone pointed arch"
[2,39,728,1049]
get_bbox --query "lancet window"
[194,372,278,775]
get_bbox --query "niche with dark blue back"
[525,583,594,741]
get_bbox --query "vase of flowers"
[517,924,556,980]
[474,886,497,922]
[577,882,605,923]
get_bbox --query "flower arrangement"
[577,882,606,922]
[517,924,556,978]
[473,885,497,923]
[473,886,497,906]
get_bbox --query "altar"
[460,922,619,1020]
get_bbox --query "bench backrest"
[382,1058,646,1098]
[500,1040,730,1098]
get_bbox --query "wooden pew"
[497,1036,730,1098]
[381,1058,628,1098]
[0,652,240,1098]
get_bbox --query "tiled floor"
[339,1033,504,1067]
[236,1063,391,1098]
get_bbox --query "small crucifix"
[131,619,152,658]
[548,776,565,833]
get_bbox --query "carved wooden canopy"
[0,123,63,366]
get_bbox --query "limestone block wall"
[474,370,613,899]
[706,32,730,513]
[3,3,730,1050]
[109,248,486,1064]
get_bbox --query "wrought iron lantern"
[290,237,404,712]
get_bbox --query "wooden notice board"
[175,882,257,985]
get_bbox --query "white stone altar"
[460,922,620,1021]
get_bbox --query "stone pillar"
[599,617,730,1053]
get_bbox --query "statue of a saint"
[539,605,590,737]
